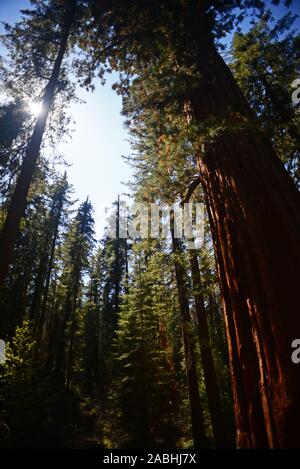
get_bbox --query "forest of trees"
[0,0,299,450]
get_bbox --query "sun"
[28,100,43,117]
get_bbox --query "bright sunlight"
[27,99,43,117]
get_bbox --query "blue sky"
[0,0,299,237]
[0,0,132,237]
[56,77,132,237]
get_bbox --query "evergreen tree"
[0,167,68,338]
[108,241,181,448]
[52,198,95,388]
[0,0,84,288]
[0,321,52,448]
[83,0,300,447]
[230,12,300,185]
[32,173,71,352]
[0,99,30,200]
[1,0,299,451]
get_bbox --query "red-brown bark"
[190,44,300,448]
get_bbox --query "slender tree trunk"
[30,252,48,322]
[53,255,80,383]
[125,237,129,295]
[158,316,180,411]
[207,292,228,365]
[189,43,300,448]
[189,251,230,448]
[66,309,77,389]
[30,196,58,323]
[0,0,76,291]
[64,267,80,388]
[114,196,121,313]
[171,220,207,448]
[38,199,63,355]
[45,273,58,370]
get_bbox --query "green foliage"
[0,0,295,450]
[230,12,300,185]
[0,170,72,339]
[106,241,183,448]
[0,99,28,146]
[51,198,95,387]
[0,99,31,199]
[0,321,50,447]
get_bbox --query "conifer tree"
[33,173,71,352]
[0,99,30,200]
[230,12,300,185]
[0,167,65,338]
[0,0,82,289]
[52,198,95,387]
[84,1,300,447]
[109,241,181,448]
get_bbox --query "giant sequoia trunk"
[0,1,76,294]
[190,43,300,448]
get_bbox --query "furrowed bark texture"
[191,44,300,448]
